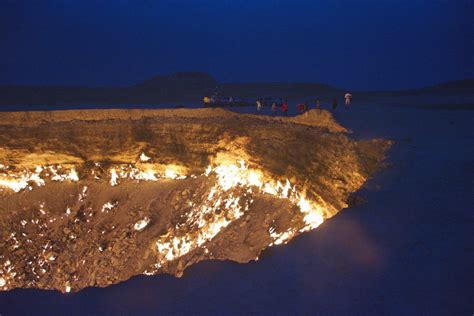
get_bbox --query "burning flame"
[134,218,151,231]
[154,159,329,267]
[0,166,79,192]
[140,152,151,162]
[0,155,332,278]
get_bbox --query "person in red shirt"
[297,103,304,113]
[281,101,288,116]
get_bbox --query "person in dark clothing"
[332,98,338,109]
[316,98,321,109]
[271,102,277,115]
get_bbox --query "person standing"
[297,103,304,113]
[271,102,277,115]
[256,99,262,112]
[281,101,288,116]
[316,98,321,109]
[344,92,352,106]
[332,98,338,110]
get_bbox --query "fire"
[50,167,79,182]
[0,162,193,192]
[154,158,330,267]
[134,217,151,231]
[0,169,45,192]
[137,169,158,181]
[0,166,78,192]
[164,168,178,179]
[0,177,30,192]
[163,165,187,180]
[0,156,331,276]
[139,152,151,162]
[109,168,119,186]
[101,201,117,213]
[68,169,80,181]
[269,227,296,246]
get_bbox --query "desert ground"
[0,95,472,315]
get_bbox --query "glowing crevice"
[153,159,332,269]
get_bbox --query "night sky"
[0,0,472,90]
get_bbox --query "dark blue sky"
[0,0,472,90]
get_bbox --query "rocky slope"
[0,108,391,292]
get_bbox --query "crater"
[0,108,391,292]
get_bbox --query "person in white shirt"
[344,93,352,106]
[256,100,262,111]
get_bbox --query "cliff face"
[0,109,391,292]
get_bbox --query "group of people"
[256,92,353,115]
[257,99,289,115]
[328,93,353,110]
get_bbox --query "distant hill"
[357,79,474,97]
[415,79,474,95]
[0,72,218,106]
[135,72,217,91]
[0,73,471,106]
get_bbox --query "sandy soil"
[0,108,390,292]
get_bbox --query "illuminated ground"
[0,108,390,292]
